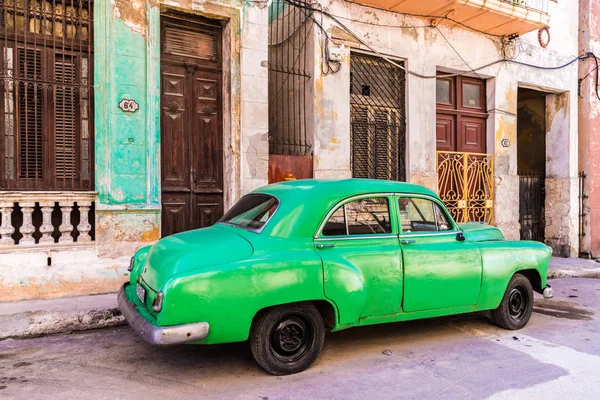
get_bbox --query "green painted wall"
[94,1,160,207]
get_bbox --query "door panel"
[436,114,455,151]
[401,234,482,312]
[160,17,223,237]
[193,195,223,228]
[457,116,486,153]
[161,68,188,189]
[161,193,190,236]
[319,237,403,321]
[191,71,222,192]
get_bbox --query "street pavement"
[0,277,599,400]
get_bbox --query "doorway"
[435,75,493,224]
[517,88,546,242]
[160,15,224,237]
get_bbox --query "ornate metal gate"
[437,151,494,224]
[350,52,406,181]
[519,171,545,241]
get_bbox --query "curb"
[547,268,600,280]
[0,308,125,341]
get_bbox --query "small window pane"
[436,79,450,104]
[435,203,452,231]
[462,83,481,108]
[399,198,438,233]
[346,198,391,235]
[220,194,278,231]
[322,206,347,236]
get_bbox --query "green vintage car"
[119,179,553,375]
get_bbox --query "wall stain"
[0,272,127,302]
[112,0,147,36]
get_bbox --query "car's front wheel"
[490,273,534,330]
[250,303,325,375]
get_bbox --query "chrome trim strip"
[398,231,460,239]
[314,192,396,239]
[315,234,399,241]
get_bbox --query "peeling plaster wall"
[1,0,269,301]
[579,0,600,257]
[546,93,578,257]
[312,0,578,249]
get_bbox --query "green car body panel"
[125,179,551,345]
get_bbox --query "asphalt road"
[1,277,599,400]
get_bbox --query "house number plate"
[119,98,139,113]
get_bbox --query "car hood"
[140,224,254,291]
[458,222,505,242]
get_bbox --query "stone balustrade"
[0,192,96,247]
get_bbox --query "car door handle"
[316,243,335,249]
[401,239,416,245]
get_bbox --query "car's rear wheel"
[490,274,534,330]
[250,303,325,375]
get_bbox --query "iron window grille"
[350,52,406,181]
[0,0,93,191]
[268,0,313,156]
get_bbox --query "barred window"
[0,0,93,191]
[350,52,406,182]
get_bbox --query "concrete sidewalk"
[548,256,600,279]
[0,292,124,341]
[1,257,599,341]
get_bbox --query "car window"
[322,197,391,236]
[219,194,278,231]
[399,197,453,233]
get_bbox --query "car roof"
[249,179,440,238]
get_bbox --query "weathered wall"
[311,0,579,250]
[579,0,600,257]
[0,0,269,301]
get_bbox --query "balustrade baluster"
[19,202,36,245]
[39,201,56,244]
[77,201,92,242]
[59,201,74,243]
[0,202,15,245]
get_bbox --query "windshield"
[219,194,279,232]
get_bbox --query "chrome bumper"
[118,283,209,345]
[543,284,553,299]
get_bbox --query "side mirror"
[456,232,466,242]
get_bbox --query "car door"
[315,195,403,323]
[398,195,482,312]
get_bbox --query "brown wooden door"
[435,76,487,153]
[160,16,223,237]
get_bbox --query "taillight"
[152,291,164,313]
[128,256,135,272]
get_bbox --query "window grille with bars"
[350,52,406,182]
[267,0,313,157]
[0,0,93,191]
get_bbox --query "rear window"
[219,194,279,232]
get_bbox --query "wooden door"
[160,16,223,237]
[435,76,487,153]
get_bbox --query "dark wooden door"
[160,16,223,237]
